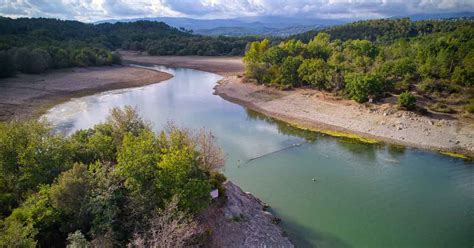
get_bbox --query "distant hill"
[194,25,322,37]
[291,13,474,43]
[95,16,347,37]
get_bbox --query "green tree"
[279,56,303,87]
[298,58,332,89]
[345,73,384,103]
[0,50,15,78]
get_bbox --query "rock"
[202,181,294,248]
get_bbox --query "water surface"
[44,66,474,248]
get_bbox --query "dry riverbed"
[121,51,244,76]
[0,66,172,121]
[215,76,474,158]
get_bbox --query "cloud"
[0,0,472,22]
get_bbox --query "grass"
[428,103,455,114]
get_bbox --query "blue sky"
[1,0,473,22]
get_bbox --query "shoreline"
[0,65,173,122]
[200,181,293,247]
[214,76,474,159]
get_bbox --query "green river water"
[44,66,474,248]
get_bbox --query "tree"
[50,163,91,231]
[66,231,90,248]
[298,58,332,89]
[279,56,303,87]
[306,32,332,60]
[0,50,15,78]
[128,196,199,248]
[397,91,417,110]
[345,73,383,103]
[0,120,72,216]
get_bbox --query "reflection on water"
[44,65,474,248]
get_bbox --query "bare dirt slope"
[215,76,474,157]
[0,66,172,121]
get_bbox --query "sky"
[1,0,473,22]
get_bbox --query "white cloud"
[0,0,472,22]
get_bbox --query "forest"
[244,19,474,114]
[0,106,226,247]
[0,17,258,78]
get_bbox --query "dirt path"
[0,66,172,121]
[215,76,474,158]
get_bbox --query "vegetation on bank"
[244,19,473,114]
[0,106,226,247]
[0,17,259,78]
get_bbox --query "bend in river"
[44,65,474,248]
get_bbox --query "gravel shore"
[215,76,474,158]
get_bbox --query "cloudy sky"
[1,0,473,22]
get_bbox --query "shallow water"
[44,66,474,248]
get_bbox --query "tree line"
[291,17,473,44]
[0,17,259,78]
[0,106,226,247]
[244,19,473,113]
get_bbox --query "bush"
[345,73,383,103]
[397,91,417,110]
[0,107,226,246]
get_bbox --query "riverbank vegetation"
[244,19,473,115]
[0,106,226,247]
[0,17,258,78]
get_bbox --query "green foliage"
[298,58,331,89]
[244,19,473,111]
[0,17,257,78]
[292,18,473,43]
[0,50,15,78]
[0,120,72,217]
[0,219,37,248]
[66,230,90,248]
[0,106,226,246]
[345,73,383,103]
[280,56,303,87]
[397,91,417,110]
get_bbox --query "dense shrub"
[397,91,417,110]
[244,19,473,111]
[0,107,226,246]
[0,50,15,78]
[345,73,383,103]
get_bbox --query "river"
[43,65,474,248]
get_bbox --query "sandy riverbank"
[121,51,244,76]
[215,76,474,158]
[0,66,172,121]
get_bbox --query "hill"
[0,17,258,78]
[95,16,346,37]
[291,17,474,43]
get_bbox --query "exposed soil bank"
[0,66,172,121]
[121,51,244,76]
[215,76,474,158]
[199,181,294,247]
